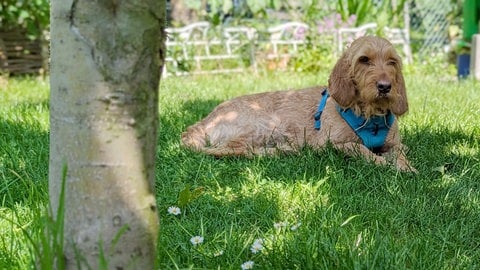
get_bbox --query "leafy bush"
[0,0,50,36]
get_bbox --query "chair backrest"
[337,23,378,53]
[384,27,413,64]
[265,22,309,59]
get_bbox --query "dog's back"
[181,87,324,156]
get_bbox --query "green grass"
[0,78,50,268]
[1,65,479,269]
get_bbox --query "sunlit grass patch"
[0,67,479,269]
[157,70,480,269]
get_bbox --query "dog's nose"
[376,80,391,94]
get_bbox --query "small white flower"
[250,242,263,254]
[273,221,288,230]
[250,238,264,254]
[213,250,224,257]
[190,235,204,246]
[167,206,181,216]
[253,238,264,245]
[241,260,254,269]
[290,222,302,231]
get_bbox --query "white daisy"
[167,206,181,216]
[250,241,263,254]
[241,260,254,269]
[214,250,224,257]
[273,221,288,230]
[190,235,204,246]
[253,238,264,245]
[290,222,302,231]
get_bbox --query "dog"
[181,36,416,172]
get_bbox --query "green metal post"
[457,0,480,78]
[463,0,480,42]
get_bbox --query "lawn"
[1,63,479,269]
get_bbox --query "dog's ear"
[328,52,356,107]
[392,68,409,116]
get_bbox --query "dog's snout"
[376,80,391,94]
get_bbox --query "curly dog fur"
[181,36,416,172]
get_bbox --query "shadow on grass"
[157,97,480,268]
[403,125,479,172]
[160,97,480,218]
[0,103,49,207]
[321,125,480,267]
[0,101,49,268]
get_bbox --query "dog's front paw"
[396,161,418,173]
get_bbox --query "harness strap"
[337,107,395,151]
[314,89,329,130]
[314,89,395,151]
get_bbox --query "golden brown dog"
[182,36,416,172]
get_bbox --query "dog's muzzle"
[376,80,392,94]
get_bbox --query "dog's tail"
[181,125,208,150]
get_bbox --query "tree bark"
[49,0,164,268]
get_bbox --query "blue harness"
[314,89,395,152]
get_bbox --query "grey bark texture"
[49,0,165,268]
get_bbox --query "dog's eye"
[387,59,397,66]
[359,56,370,65]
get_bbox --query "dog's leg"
[383,145,417,173]
[334,142,388,165]
[337,142,417,172]
[206,140,297,157]
[395,154,417,173]
[199,137,252,157]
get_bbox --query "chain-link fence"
[409,0,458,58]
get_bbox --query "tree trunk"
[49,0,164,268]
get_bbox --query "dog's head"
[328,36,408,117]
